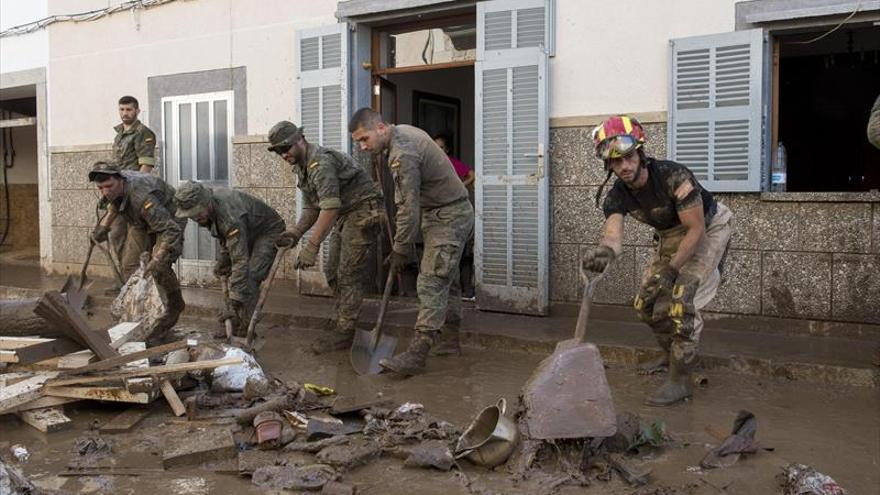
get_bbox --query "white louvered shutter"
[296,23,349,296]
[668,29,766,192]
[475,0,552,315]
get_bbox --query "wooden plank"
[51,323,147,370]
[1,350,18,363]
[0,337,54,349]
[45,357,244,387]
[0,372,59,414]
[12,337,83,365]
[44,386,152,404]
[17,406,72,433]
[160,381,186,417]
[57,350,95,369]
[108,322,145,349]
[100,405,154,433]
[11,396,79,413]
[34,291,117,359]
[65,340,192,375]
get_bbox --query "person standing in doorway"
[350,108,474,375]
[583,115,732,407]
[433,131,475,302]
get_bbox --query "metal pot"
[454,398,519,468]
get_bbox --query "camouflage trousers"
[634,203,732,364]
[324,200,383,331]
[237,229,283,316]
[414,198,474,335]
[118,219,186,298]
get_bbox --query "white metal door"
[161,91,234,285]
[475,0,551,315]
[295,23,350,296]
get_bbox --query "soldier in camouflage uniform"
[104,96,158,292]
[174,182,285,336]
[349,108,474,376]
[583,116,732,407]
[267,121,384,354]
[88,162,186,345]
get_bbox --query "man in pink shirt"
[434,132,475,302]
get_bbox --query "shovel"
[521,267,617,440]
[220,275,234,343]
[245,247,288,347]
[350,268,399,375]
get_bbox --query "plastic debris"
[701,410,760,469]
[781,463,847,495]
[111,262,165,336]
[304,383,336,396]
[10,445,29,463]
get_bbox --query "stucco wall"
[46,0,338,147]
[550,0,739,118]
[0,0,48,74]
[548,122,880,325]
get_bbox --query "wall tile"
[832,254,880,323]
[704,249,762,314]
[762,251,831,319]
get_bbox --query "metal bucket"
[454,398,519,468]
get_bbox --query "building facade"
[2,0,878,325]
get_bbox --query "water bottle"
[771,142,787,192]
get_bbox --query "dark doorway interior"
[778,25,880,192]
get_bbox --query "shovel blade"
[350,327,398,376]
[61,275,90,312]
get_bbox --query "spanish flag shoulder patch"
[308,160,319,169]
[390,158,400,169]
[144,136,155,143]
[227,228,240,239]
[143,201,154,211]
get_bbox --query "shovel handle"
[573,266,608,345]
[245,247,288,347]
[79,240,96,289]
[94,240,125,286]
[370,268,397,348]
[221,276,234,342]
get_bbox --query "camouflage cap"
[87,161,123,182]
[267,121,304,152]
[174,181,212,218]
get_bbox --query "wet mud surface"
[1,318,878,494]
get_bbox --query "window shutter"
[668,29,765,192]
[476,0,551,315]
[296,23,350,295]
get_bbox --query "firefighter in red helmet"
[584,115,733,407]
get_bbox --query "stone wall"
[548,122,880,325]
[48,147,116,276]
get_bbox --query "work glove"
[384,249,409,274]
[646,264,678,299]
[275,228,302,249]
[214,255,232,278]
[582,245,616,273]
[91,224,110,243]
[293,239,320,270]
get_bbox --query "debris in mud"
[73,433,112,458]
[190,343,265,392]
[701,410,760,469]
[251,463,336,491]
[284,435,350,453]
[322,480,358,495]
[254,410,284,448]
[162,427,236,468]
[398,440,455,471]
[780,463,847,495]
[10,444,29,462]
[316,437,381,469]
[629,482,700,495]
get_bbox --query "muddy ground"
[1,315,878,494]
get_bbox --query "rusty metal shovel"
[521,267,617,440]
[350,268,399,375]
[220,275,234,343]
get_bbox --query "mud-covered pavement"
[2,315,878,494]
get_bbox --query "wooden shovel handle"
[245,247,288,347]
[370,268,397,349]
[573,266,608,345]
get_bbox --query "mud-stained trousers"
[413,198,474,336]
[633,203,732,365]
[114,216,148,281]
[236,229,283,320]
[323,200,383,331]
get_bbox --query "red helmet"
[591,115,646,160]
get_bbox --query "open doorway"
[0,95,40,267]
[775,24,880,191]
[370,17,477,299]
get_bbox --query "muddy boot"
[146,290,185,347]
[379,331,436,376]
[431,322,461,357]
[310,321,355,355]
[644,354,693,407]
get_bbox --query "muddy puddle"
[2,318,878,494]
